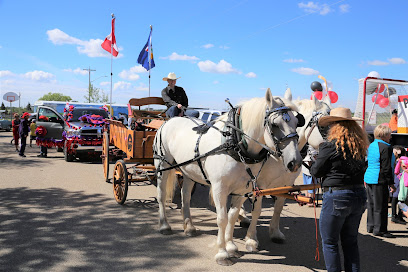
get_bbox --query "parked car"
[36,106,108,162]
[0,118,12,132]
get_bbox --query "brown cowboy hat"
[318,107,364,127]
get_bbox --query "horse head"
[252,88,302,172]
[285,88,332,150]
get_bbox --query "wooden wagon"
[102,97,167,204]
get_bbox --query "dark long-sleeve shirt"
[19,119,30,137]
[310,141,366,188]
[161,86,189,109]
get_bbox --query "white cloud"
[283,58,305,63]
[219,45,230,50]
[2,79,15,85]
[197,59,240,74]
[245,72,257,78]
[367,60,389,66]
[298,2,332,15]
[46,28,123,58]
[113,81,148,92]
[161,52,199,61]
[388,58,406,65]
[0,70,15,77]
[100,81,110,86]
[114,81,132,91]
[63,68,89,75]
[213,80,219,84]
[202,44,214,49]
[24,70,55,81]
[0,45,2,49]
[119,65,148,81]
[339,4,350,13]
[291,67,319,75]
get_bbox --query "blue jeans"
[166,106,199,118]
[320,188,367,272]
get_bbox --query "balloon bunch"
[310,80,338,103]
[371,84,390,108]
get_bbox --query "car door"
[37,106,65,139]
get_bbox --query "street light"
[91,75,108,84]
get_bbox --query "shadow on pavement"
[0,187,199,271]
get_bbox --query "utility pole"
[83,66,96,103]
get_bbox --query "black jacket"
[310,141,366,188]
[19,119,30,137]
[161,86,189,109]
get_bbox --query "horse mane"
[295,98,319,113]
[239,96,298,137]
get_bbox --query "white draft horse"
[154,89,303,265]
[231,89,332,253]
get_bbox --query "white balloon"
[368,71,380,78]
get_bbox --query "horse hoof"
[184,228,198,237]
[159,228,172,235]
[216,258,235,266]
[245,239,259,252]
[228,251,243,258]
[239,220,251,228]
[271,237,285,244]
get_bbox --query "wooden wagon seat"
[129,97,167,119]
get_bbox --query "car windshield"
[71,109,109,121]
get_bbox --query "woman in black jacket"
[310,107,369,272]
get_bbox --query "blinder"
[296,113,305,127]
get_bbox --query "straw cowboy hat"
[162,72,181,81]
[318,107,363,127]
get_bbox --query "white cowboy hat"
[318,107,364,127]
[162,72,181,81]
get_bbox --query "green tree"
[84,84,109,103]
[26,102,32,111]
[38,92,72,101]
[0,102,5,110]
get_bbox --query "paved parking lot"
[0,131,407,271]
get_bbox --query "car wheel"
[6,125,11,132]
[64,141,74,162]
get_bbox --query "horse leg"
[157,170,175,235]
[237,203,251,228]
[225,196,246,257]
[212,185,234,266]
[181,177,198,236]
[269,196,286,243]
[245,196,262,252]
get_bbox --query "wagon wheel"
[113,160,129,205]
[102,131,110,182]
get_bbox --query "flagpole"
[110,13,114,115]
[148,25,152,110]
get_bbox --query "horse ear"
[284,88,292,101]
[312,94,319,106]
[265,88,274,107]
[323,95,332,106]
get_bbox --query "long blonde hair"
[327,121,369,160]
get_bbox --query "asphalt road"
[0,131,407,271]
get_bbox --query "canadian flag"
[101,18,119,57]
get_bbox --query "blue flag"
[137,29,155,71]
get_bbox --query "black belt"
[322,184,365,193]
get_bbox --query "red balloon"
[372,94,384,104]
[311,91,323,100]
[378,97,389,108]
[375,84,386,93]
[328,91,338,103]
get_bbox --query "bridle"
[264,106,303,156]
[304,103,331,142]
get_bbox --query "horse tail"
[208,185,215,207]
[165,169,177,202]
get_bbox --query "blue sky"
[1,0,407,111]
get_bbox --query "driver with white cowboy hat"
[161,72,199,118]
